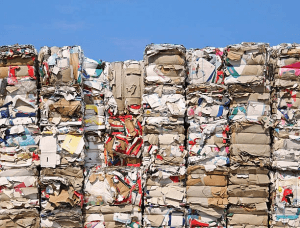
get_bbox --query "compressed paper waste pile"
[38,46,85,227]
[224,42,271,228]
[104,60,144,167]
[142,44,187,227]
[0,44,40,227]
[185,47,229,227]
[270,43,300,227]
[83,167,142,228]
[3,41,300,227]
[84,60,144,228]
[82,57,106,167]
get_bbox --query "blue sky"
[1,0,299,62]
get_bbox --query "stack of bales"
[81,56,109,227]
[82,57,107,167]
[185,47,229,227]
[0,44,40,227]
[83,60,144,227]
[38,46,85,227]
[224,42,271,228]
[105,60,144,167]
[270,43,300,227]
[142,44,187,227]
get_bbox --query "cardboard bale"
[84,205,141,228]
[0,45,38,128]
[103,115,143,167]
[39,85,83,127]
[143,117,186,168]
[143,44,186,121]
[186,47,224,86]
[228,185,269,212]
[0,168,39,210]
[84,131,106,168]
[0,44,36,67]
[0,126,40,169]
[143,206,185,227]
[270,170,300,208]
[228,166,270,220]
[186,85,229,124]
[272,127,300,170]
[144,44,186,86]
[145,165,186,208]
[271,207,300,227]
[224,42,269,87]
[39,49,85,168]
[0,208,40,228]
[83,85,105,132]
[270,43,300,89]
[40,167,84,211]
[272,89,300,128]
[38,46,84,86]
[40,132,85,168]
[84,167,142,208]
[82,56,107,170]
[187,121,229,168]
[143,86,186,117]
[187,186,228,208]
[229,92,270,123]
[230,122,271,166]
[186,165,228,186]
[186,165,228,226]
[106,60,144,115]
[186,84,229,169]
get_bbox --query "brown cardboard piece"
[49,99,81,117]
[106,174,131,199]
[70,53,79,80]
